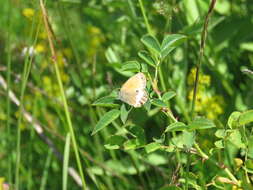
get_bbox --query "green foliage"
[1,0,253,190]
[92,109,120,135]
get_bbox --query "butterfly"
[119,72,148,108]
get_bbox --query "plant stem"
[138,0,152,35]
[191,0,217,118]
[6,0,12,183]
[40,1,87,189]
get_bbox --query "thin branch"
[191,0,217,118]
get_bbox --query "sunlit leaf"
[238,109,253,126]
[164,122,187,133]
[227,111,241,129]
[214,140,224,148]
[141,34,161,55]
[120,104,129,124]
[161,34,187,59]
[92,109,120,135]
[188,117,215,130]
[104,135,126,150]
[145,142,161,153]
[121,61,141,72]
[138,50,156,67]
[151,98,167,107]
[162,91,176,101]
[92,96,119,108]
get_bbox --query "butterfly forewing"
[120,73,146,91]
[119,72,148,107]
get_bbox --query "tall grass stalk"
[39,149,53,190]
[187,1,217,189]
[63,133,71,190]
[15,8,39,189]
[39,0,87,189]
[138,0,152,35]
[191,0,217,118]
[6,0,12,183]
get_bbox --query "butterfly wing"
[119,73,148,107]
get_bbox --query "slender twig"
[39,0,87,188]
[191,0,217,118]
[188,3,217,187]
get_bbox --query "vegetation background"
[0,0,253,190]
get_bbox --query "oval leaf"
[162,91,176,101]
[228,111,241,129]
[104,135,126,150]
[141,34,161,55]
[92,96,119,108]
[120,104,129,124]
[164,122,187,133]
[151,99,167,107]
[138,50,156,67]
[92,109,120,135]
[238,109,253,126]
[121,61,141,72]
[188,117,215,130]
[161,34,187,59]
[145,142,161,153]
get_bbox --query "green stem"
[40,1,87,188]
[191,0,217,119]
[6,0,12,183]
[138,0,152,35]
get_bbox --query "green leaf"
[183,0,199,25]
[104,135,126,150]
[92,96,119,108]
[124,126,146,150]
[124,139,140,150]
[248,136,253,159]
[92,109,120,135]
[128,126,145,145]
[120,104,129,124]
[164,122,188,133]
[161,34,187,59]
[151,98,167,107]
[215,129,226,139]
[138,50,156,67]
[172,131,195,149]
[121,61,141,72]
[105,47,120,63]
[63,133,71,190]
[214,140,224,148]
[141,34,161,55]
[162,91,176,101]
[238,109,253,126]
[228,129,245,148]
[145,142,161,153]
[188,117,215,130]
[227,111,241,129]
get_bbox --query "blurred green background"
[0,0,253,189]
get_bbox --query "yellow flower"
[187,68,211,87]
[22,8,35,19]
[187,68,224,120]
[35,44,46,53]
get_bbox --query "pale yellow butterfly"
[119,72,148,107]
